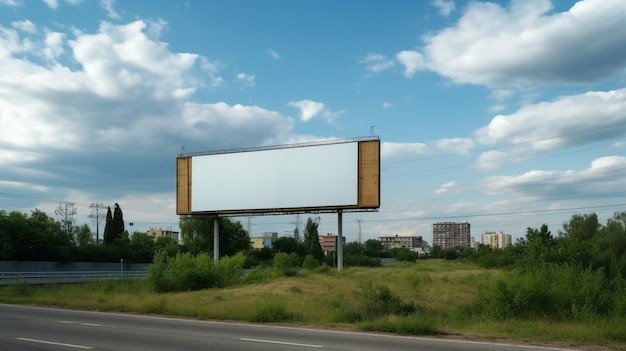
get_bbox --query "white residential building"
[481,231,512,249]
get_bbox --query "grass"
[1,260,624,350]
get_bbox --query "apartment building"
[481,231,512,249]
[432,221,471,249]
[378,235,429,252]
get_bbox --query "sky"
[1,0,626,245]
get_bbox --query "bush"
[250,299,297,322]
[302,254,320,270]
[148,251,246,293]
[355,281,417,319]
[273,252,300,277]
[469,263,613,320]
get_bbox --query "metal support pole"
[337,210,343,271]
[213,217,219,263]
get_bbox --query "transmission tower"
[89,203,106,244]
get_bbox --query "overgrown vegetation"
[3,210,626,348]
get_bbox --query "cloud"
[396,50,427,78]
[382,102,393,108]
[235,72,255,88]
[101,0,120,19]
[68,20,201,97]
[266,49,280,60]
[381,142,428,160]
[435,180,458,195]
[42,0,58,9]
[0,0,19,6]
[0,18,297,208]
[434,138,474,154]
[288,100,325,122]
[401,0,626,87]
[12,20,37,33]
[431,0,455,16]
[475,88,626,152]
[481,156,626,200]
[360,53,394,73]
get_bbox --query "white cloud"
[236,72,255,88]
[435,180,458,194]
[481,156,626,199]
[12,20,37,33]
[68,20,200,98]
[396,50,426,78]
[101,0,120,19]
[266,49,280,60]
[475,88,626,151]
[431,0,455,16]
[288,100,325,122]
[42,0,58,9]
[489,89,514,101]
[381,142,428,160]
[0,0,19,6]
[360,53,394,73]
[405,0,626,87]
[382,102,393,108]
[43,32,65,61]
[434,138,474,154]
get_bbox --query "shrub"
[250,300,297,322]
[355,281,417,319]
[302,254,320,270]
[469,263,613,320]
[273,252,300,277]
[148,251,246,292]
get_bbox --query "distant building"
[432,222,471,249]
[482,231,512,249]
[146,228,180,243]
[250,232,278,249]
[379,235,429,253]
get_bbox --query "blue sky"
[1,0,625,244]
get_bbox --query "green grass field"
[1,260,624,350]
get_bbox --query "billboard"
[177,137,380,216]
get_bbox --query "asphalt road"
[0,304,579,351]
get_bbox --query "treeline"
[0,208,408,267]
[445,211,626,321]
[0,209,179,263]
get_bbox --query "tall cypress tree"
[112,203,125,241]
[103,206,113,245]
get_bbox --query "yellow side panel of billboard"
[358,139,380,208]
[176,157,191,215]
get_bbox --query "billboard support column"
[337,210,343,271]
[213,217,219,263]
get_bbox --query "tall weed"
[469,263,613,320]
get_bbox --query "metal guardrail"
[0,271,149,285]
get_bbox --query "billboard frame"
[176,136,380,217]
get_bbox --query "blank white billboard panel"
[191,142,358,212]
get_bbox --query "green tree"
[272,236,302,255]
[103,206,113,245]
[112,203,125,242]
[303,217,323,261]
[364,239,384,257]
[155,236,181,257]
[130,232,156,263]
[75,223,93,246]
[180,217,250,257]
[519,224,557,265]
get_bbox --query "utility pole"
[89,203,106,244]
[356,218,362,254]
[56,201,77,242]
[290,214,301,241]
